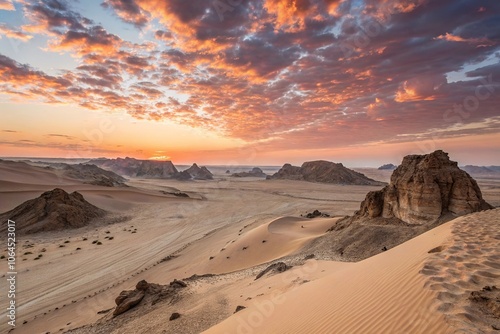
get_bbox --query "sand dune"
[205,220,456,334]
[207,216,339,274]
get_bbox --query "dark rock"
[255,262,292,280]
[169,279,187,288]
[0,188,106,234]
[234,305,246,313]
[113,290,145,316]
[136,280,150,291]
[169,312,181,321]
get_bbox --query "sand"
[1,162,499,334]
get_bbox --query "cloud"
[2,129,19,133]
[0,0,14,11]
[1,0,500,153]
[0,24,32,41]
[102,0,150,28]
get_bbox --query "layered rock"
[0,188,106,234]
[267,160,385,186]
[183,163,213,180]
[357,150,493,225]
[232,167,267,178]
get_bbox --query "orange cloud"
[0,0,14,11]
[0,24,32,41]
[435,33,494,47]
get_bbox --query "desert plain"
[0,158,499,334]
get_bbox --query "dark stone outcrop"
[267,161,385,185]
[0,188,106,234]
[255,262,292,280]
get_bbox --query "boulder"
[113,290,145,316]
[232,167,267,178]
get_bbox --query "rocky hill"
[0,188,106,234]
[267,161,385,186]
[63,164,127,187]
[183,163,213,180]
[91,158,178,178]
[232,167,267,178]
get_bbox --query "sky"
[0,0,499,167]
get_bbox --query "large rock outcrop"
[267,160,385,186]
[357,150,493,225]
[91,157,178,178]
[0,188,106,234]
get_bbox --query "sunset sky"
[0,0,499,166]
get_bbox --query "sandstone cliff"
[357,150,493,225]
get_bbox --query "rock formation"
[113,279,187,317]
[90,157,178,178]
[136,160,178,178]
[356,150,493,225]
[62,163,127,187]
[0,188,106,234]
[183,163,213,180]
[114,280,149,316]
[461,165,499,175]
[267,161,385,186]
[232,167,267,178]
[378,163,397,170]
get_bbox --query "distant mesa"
[90,158,213,180]
[356,150,493,225]
[183,163,213,180]
[226,169,231,174]
[91,157,178,178]
[267,161,385,186]
[378,163,397,170]
[62,163,127,187]
[0,188,106,234]
[232,167,267,178]
[460,165,500,175]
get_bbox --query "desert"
[0,150,499,334]
[1,1,500,333]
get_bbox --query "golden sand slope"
[204,221,456,334]
[207,216,339,274]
